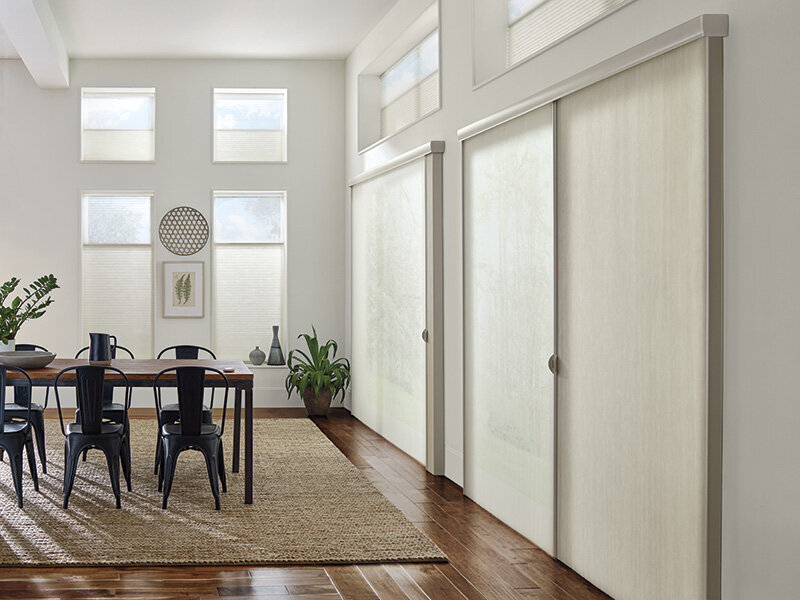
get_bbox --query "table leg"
[245,386,253,504]
[232,388,242,473]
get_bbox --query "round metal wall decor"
[158,206,209,256]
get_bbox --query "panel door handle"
[548,354,558,375]
[422,329,429,343]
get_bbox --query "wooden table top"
[4,359,254,386]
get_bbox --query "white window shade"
[81,89,155,162]
[212,192,286,361]
[507,0,632,67]
[214,90,287,162]
[380,30,439,138]
[351,159,427,463]
[81,194,153,358]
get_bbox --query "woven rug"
[0,419,445,566]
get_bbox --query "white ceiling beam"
[0,0,68,88]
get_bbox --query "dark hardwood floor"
[0,410,611,600]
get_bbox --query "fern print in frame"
[163,262,203,318]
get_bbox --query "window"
[380,29,440,138]
[81,193,153,358]
[81,88,155,161]
[213,192,286,360]
[213,89,287,162]
[507,0,632,67]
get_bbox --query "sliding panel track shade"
[463,103,555,552]
[351,158,427,463]
[556,39,708,600]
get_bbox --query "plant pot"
[302,388,332,417]
[0,339,15,352]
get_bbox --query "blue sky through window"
[83,94,153,130]
[214,93,284,130]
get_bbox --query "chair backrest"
[154,367,228,436]
[157,345,216,360]
[74,343,134,407]
[54,366,130,436]
[0,366,32,432]
[13,344,48,407]
[74,344,135,360]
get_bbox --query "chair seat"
[162,423,220,437]
[103,403,125,413]
[161,403,211,414]
[67,422,123,435]
[3,402,43,413]
[0,422,29,435]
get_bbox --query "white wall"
[345,1,800,598]
[0,57,346,408]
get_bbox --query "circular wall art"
[159,206,209,256]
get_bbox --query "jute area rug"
[0,418,446,566]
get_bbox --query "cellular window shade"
[212,193,286,361]
[507,0,631,67]
[81,89,155,161]
[351,159,427,463]
[214,90,287,162]
[380,30,439,138]
[81,194,153,358]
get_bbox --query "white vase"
[0,339,15,352]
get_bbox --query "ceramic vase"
[249,346,266,366]
[0,339,15,352]
[267,325,285,365]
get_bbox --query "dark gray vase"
[249,346,266,366]
[267,325,285,365]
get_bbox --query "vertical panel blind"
[507,0,632,67]
[213,192,286,361]
[463,104,555,552]
[351,159,427,463]
[213,89,287,162]
[81,88,155,161]
[81,194,153,358]
[380,30,439,138]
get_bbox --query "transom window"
[81,88,155,162]
[213,89,287,162]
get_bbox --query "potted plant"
[285,326,350,417]
[0,275,59,351]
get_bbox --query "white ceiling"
[1,0,398,60]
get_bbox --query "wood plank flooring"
[0,410,611,600]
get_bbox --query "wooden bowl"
[0,351,57,369]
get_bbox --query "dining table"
[5,358,256,504]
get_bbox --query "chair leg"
[202,446,221,510]
[82,448,88,462]
[154,429,162,475]
[10,450,24,508]
[103,444,122,509]
[120,435,132,492]
[25,434,39,492]
[217,440,227,493]
[161,445,178,510]
[29,411,47,474]
[63,441,82,509]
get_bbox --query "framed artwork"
[163,261,204,318]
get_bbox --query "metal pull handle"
[422,329,429,343]
[548,354,558,375]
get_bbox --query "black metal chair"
[55,365,132,509]
[154,366,228,510]
[0,366,39,508]
[75,343,134,463]
[1,343,49,473]
[153,345,215,474]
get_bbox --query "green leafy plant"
[285,326,350,403]
[0,274,59,344]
